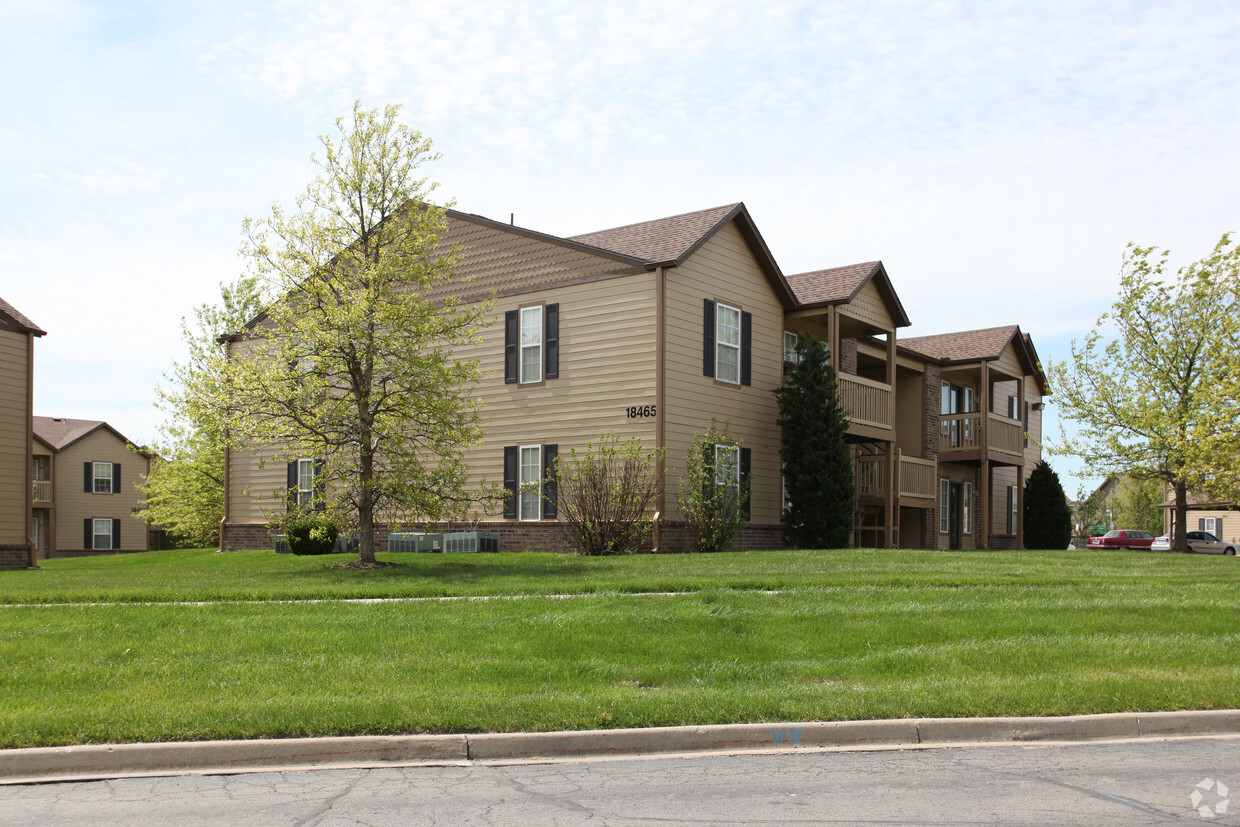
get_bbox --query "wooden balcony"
[837,374,892,438]
[32,479,52,504]
[939,413,1025,464]
[856,451,937,507]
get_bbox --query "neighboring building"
[1160,490,1237,546]
[0,296,45,569]
[221,203,1047,552]
[31,417,153,557]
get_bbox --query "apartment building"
[221,203,1046,552]
[0,296,45,569]
[32,417,153,557]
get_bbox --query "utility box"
[334,534,359,554]
[274,533,289,554]
[387,532,443,553]
[443,532,501,554]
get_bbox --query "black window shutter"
[113,463,121,494]
[1024,401,1030,447]
[544,303,559,380]
[543,444,558,519]
[740,447,752,520]
[703,299,715,377]
[740,311,752,386]
[1199,518,1205,531]
[286,461,297,512]
[1218,518,1224,539]
[504,310,518,384]
[113,519,121,549]
[84,462,92,493]
[503,446,518,519]
[314,459,326,511]
[702,443,714,500]
[84,518,92,549]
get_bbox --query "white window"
[940,381,951,415]
[93,518,112,551]
[781,470,789,514]
[939,479,950,533]
[1204,517,1220,537]
[1007,485,1018,535]
[715,444,740,502]
[520,306,542,384]
[519,445,542,521]
[716,303,741,384]
[93,462,113,494]
[297,459,315,508]
[783,331,800,365]
[1008,395,1020,420]
[963,481,973,535]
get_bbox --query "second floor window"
[520,306,542,384]
[297,459,315,509]
[783,331,801,366]
[93,462,113,494]
[716,303,741,384]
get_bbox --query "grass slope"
[1,548,1237,748]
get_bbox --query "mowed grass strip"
[1,547,1235,604]
[2,557,1238,747]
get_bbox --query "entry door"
[949,484,961,549]
[31,515,40,559]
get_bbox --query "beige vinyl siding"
[54,430,149,551]
[458,273,659,520]
[228,443,298,523]
[1182,510,1237,545]
[1023,375,1043,480]
[0,329,30,545]
[837,279,894,331]
[225,273,660,525]
[990,465,1020,536]
[992,341,1023,380]
[662,222,785,525]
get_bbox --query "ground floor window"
[93,518,113,551]
[939,479,949,533]
[519,445,542,521]
[962,481,973,536]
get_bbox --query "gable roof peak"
[567,203,743,264]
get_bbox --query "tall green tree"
[1048,235,1240,552]
[773,334,854,548]
[225,102,490,566]
[1111,477,1165,536]
[136,277,264,547]
[1023,460,1073,549]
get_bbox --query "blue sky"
[3,1,1238,493]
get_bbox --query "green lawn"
[1,548,1237,748]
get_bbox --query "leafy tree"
[136,277,264,547]
[1111,477,1165,535]
[677,421,749,552]
[225,102,490,566]
[555,433,663,556]
[1023,460,1073,549]
[1048,235,1240,552]
[1071,485,1106,537]
[773,333,854,548]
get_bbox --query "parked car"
[1086,530,1156,550]
[1150,532,1236,555]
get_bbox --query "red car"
[1086,529,1156,550]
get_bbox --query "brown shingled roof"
[785,262,882,305]
[33,417,134,452]
[900,326,1022,363]
[568,204,742,264]
[0,295,46,336]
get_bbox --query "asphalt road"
[4,736,1237,825]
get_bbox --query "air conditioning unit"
[444,532,501,553]
[334,534,359,554]
[387,532,443,553]
[273,533,289,554]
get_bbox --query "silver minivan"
[1151,531,1236,555]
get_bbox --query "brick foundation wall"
[0,544,31,569]
[221,520,786,554]
[52,549,148,559]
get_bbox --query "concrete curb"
[3,710,1238,785]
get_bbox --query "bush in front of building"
[277,511,341,555]
[555,433,663,556]
[678,421,750,553]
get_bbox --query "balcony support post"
[980,361,991,549]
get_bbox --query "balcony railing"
[939,413,1026,457]
[32,480,51,503]
[855,451,937,501]
[837,374,891,430]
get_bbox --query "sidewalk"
[4,709,1238,785]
